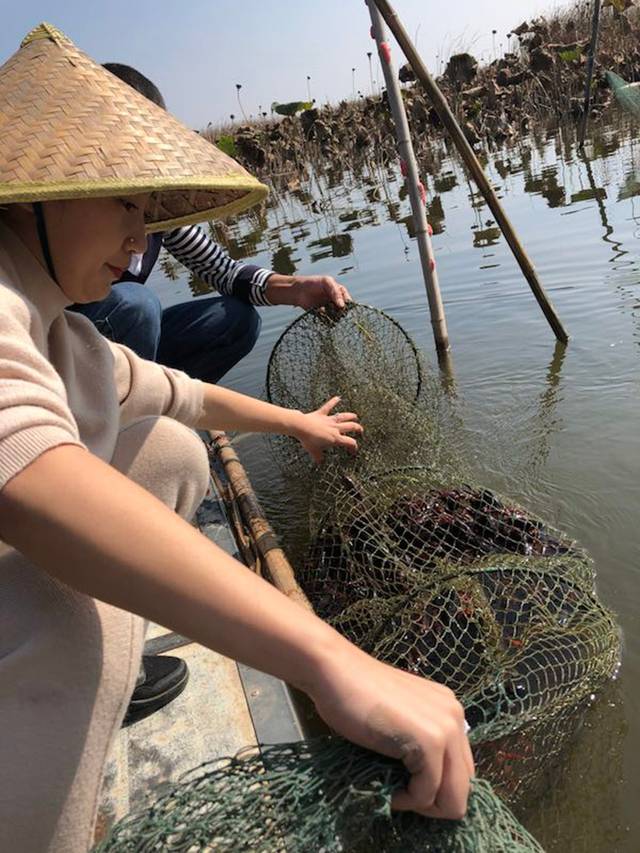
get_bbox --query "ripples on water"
[152,118,639,852]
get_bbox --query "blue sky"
[2,0,567,128]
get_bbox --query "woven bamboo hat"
[0,23,268,231]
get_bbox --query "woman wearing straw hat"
[0,24,473,853]
[72,63,354,727]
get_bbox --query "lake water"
[151,118,640,852]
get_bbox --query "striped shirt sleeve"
[163,225,274,306]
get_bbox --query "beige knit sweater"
[0,220,204,492]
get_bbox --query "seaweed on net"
[94,738,545,853]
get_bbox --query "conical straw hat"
[0,23,268,231]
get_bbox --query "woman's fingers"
[331,411,363,436]
[318,396,341,415]
[328,279,346,308]
[425,740,472,821]
[333,410,359,423]
[337,420,363,436]
[392,738,471,820]
[321,276,351,308]
[391,740,443,814]
[336,434,358,454]
[389,688,471,819]
[461,731,475,778]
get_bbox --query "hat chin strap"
[33,202,60,286]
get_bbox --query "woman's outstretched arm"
[0,444,473,819]
[196,387,362,464]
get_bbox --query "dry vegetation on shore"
[200,0,640,188]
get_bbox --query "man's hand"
[265,273,352,310]
[290,396,362,464]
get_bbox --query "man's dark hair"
[102,62,166,110]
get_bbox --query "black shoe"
[122,655,189,728]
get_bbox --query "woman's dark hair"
[102,62,166,110]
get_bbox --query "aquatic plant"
[271,100,313,117]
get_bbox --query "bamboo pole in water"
[579,0,602,148]
[207,431,313,611]
[366,0,450,357]
[371,0,570,345]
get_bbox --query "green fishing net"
[266,303,424,413]
[264,304,621,803]
[94,738,544,853]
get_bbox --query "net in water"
[265,304,621,804]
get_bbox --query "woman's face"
[41,194,150,303]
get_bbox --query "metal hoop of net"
[266,302,424,410]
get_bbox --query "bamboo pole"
[206,432,330,736]
[207,431,313,611]
[578,0,602,149]
[366,0,450,356]
[371,0,570,345]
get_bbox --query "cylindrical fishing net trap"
[97,304,621,851]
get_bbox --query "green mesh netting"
[606,70,640,119]
[264,303,621,805]
[94,738,544,853]
[266,303,424,411]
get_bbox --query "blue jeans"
[70,283,261,384]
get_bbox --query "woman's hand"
[307,644,474,820]
[292,396,363,464]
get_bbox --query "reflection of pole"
[579,0,602,149]
[372,0,569,345]
[580,146,627,263]
[529,340,566,470]
[581,147,610,232]
[367,0,450,357]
